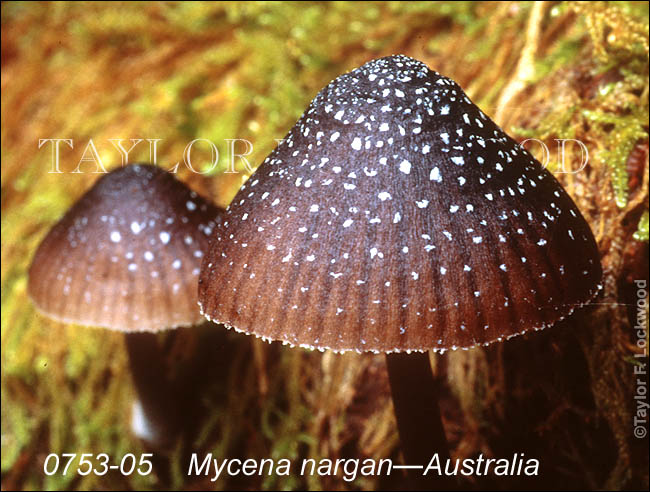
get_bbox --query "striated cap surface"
[29,164,223,332]
[199,55,602,353]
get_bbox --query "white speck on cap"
[194,55,603,354]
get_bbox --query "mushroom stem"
[386,351,451,489]
[125,332,180,448]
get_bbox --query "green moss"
[514,2,648,207]
[584,109,647,207]
[634,211,649,242]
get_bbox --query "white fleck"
[364,167,378,177]
[430,167,442,182]
[110,231,121,243]
[399,160,411,174]
[378,192,392,201]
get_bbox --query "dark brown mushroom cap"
[198,55,602,353]
[28,164,223,332]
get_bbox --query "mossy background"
[1,1,648,490]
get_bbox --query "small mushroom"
[198,55,602,484]
[29,163,223,447]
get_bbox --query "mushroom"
[198,55,602,484]
[28,163,222,448]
